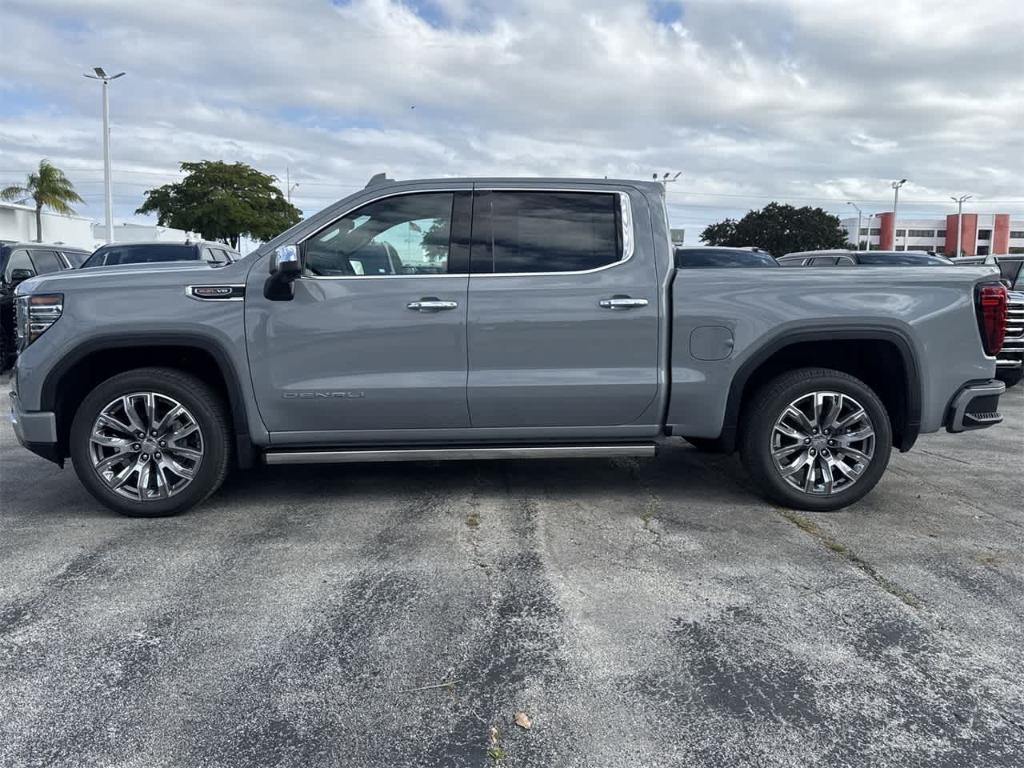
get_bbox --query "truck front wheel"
[740,368,892,512]
[70,367,232,517]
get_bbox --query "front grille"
[1006,298,1024,339]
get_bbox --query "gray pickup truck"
[8,177,1009,517]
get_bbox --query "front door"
[246,191,472,437]
[466,188,660,428]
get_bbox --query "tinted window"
[82,244,197,268]
[474,191,621,274]
[29,250,65,274]
[997,259,1023,288]
[857,252,952,266]
[306,193,453,277]
[809,257,838,266]
[4,250,34,282]
[61,250,89,267]
[674,248,777,268]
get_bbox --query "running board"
[263,444,656,465]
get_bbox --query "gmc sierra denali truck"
[8,177,1009,517]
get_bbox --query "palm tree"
[1,159,84,243]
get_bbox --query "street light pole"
[951,194,972,258]
[864,213,874,251]
[652,171,682,186]
[84,67,125,244]
[890,179,906,250]
[846,201,863,250]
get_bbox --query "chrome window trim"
[296,185,636,281]
[471,188,635,278]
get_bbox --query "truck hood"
[16,258,253,296]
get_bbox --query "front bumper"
[8,389,62,464]
[945,379,1006,433]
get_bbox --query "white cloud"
[1,0,1021,238]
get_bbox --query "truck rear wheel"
[740,368,892,512]
[70,367,231,517]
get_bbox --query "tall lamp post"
[846,201,863,250]
[951,194,972,258]
[84,67,125,244]
[864,213,876,251]
[890,179,907,250]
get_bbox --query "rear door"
[245,189,473,437]
[465,187,659,428]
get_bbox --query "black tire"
[996,366,1022,389]
[70,367,231,517]
[740,367,892,512]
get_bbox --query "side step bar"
[264,444,656,465]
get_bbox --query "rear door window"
[28,250,65,274]
[472,191,622,274]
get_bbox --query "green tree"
[701,202,849,257]
[700,219,738,246]
[136,161,302,248]
[1,159,84,243]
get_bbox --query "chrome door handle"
[407,298,458,312]
[599,296,649,310]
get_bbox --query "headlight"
[16,293,63,350]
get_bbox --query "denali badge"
[187,285,245,301]
[283,391,365,399]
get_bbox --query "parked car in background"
[674,246,778,268]
[1,242,89,370]
[955,255,1024,289]
[8,176,1008,518]
[954,256,1024,387]
[778,250,954,266]
[80,241,238,269]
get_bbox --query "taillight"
[976,283,1007,356]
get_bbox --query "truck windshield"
[82,245,197,268]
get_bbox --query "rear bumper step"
[264,444,656,465]
[946,379,1006,433]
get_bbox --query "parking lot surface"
[1,383,1022,768]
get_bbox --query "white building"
[91,222,201,246]
[0,201,198,250]
[841,212,1024,256]
[0,202,94,248]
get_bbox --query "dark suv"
[1,242,90,370]
[81,241,239,269]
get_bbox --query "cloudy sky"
[2,0,1022,241]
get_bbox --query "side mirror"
[265,245,301,301]
[9,268,35,286]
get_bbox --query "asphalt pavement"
[1,383,1022,767]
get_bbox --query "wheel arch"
[718,326,922,454]
[41,333,255,468]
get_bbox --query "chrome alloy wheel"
[88,392,204,501]
[770,391,875,496]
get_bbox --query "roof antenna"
[365,172,394,189]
